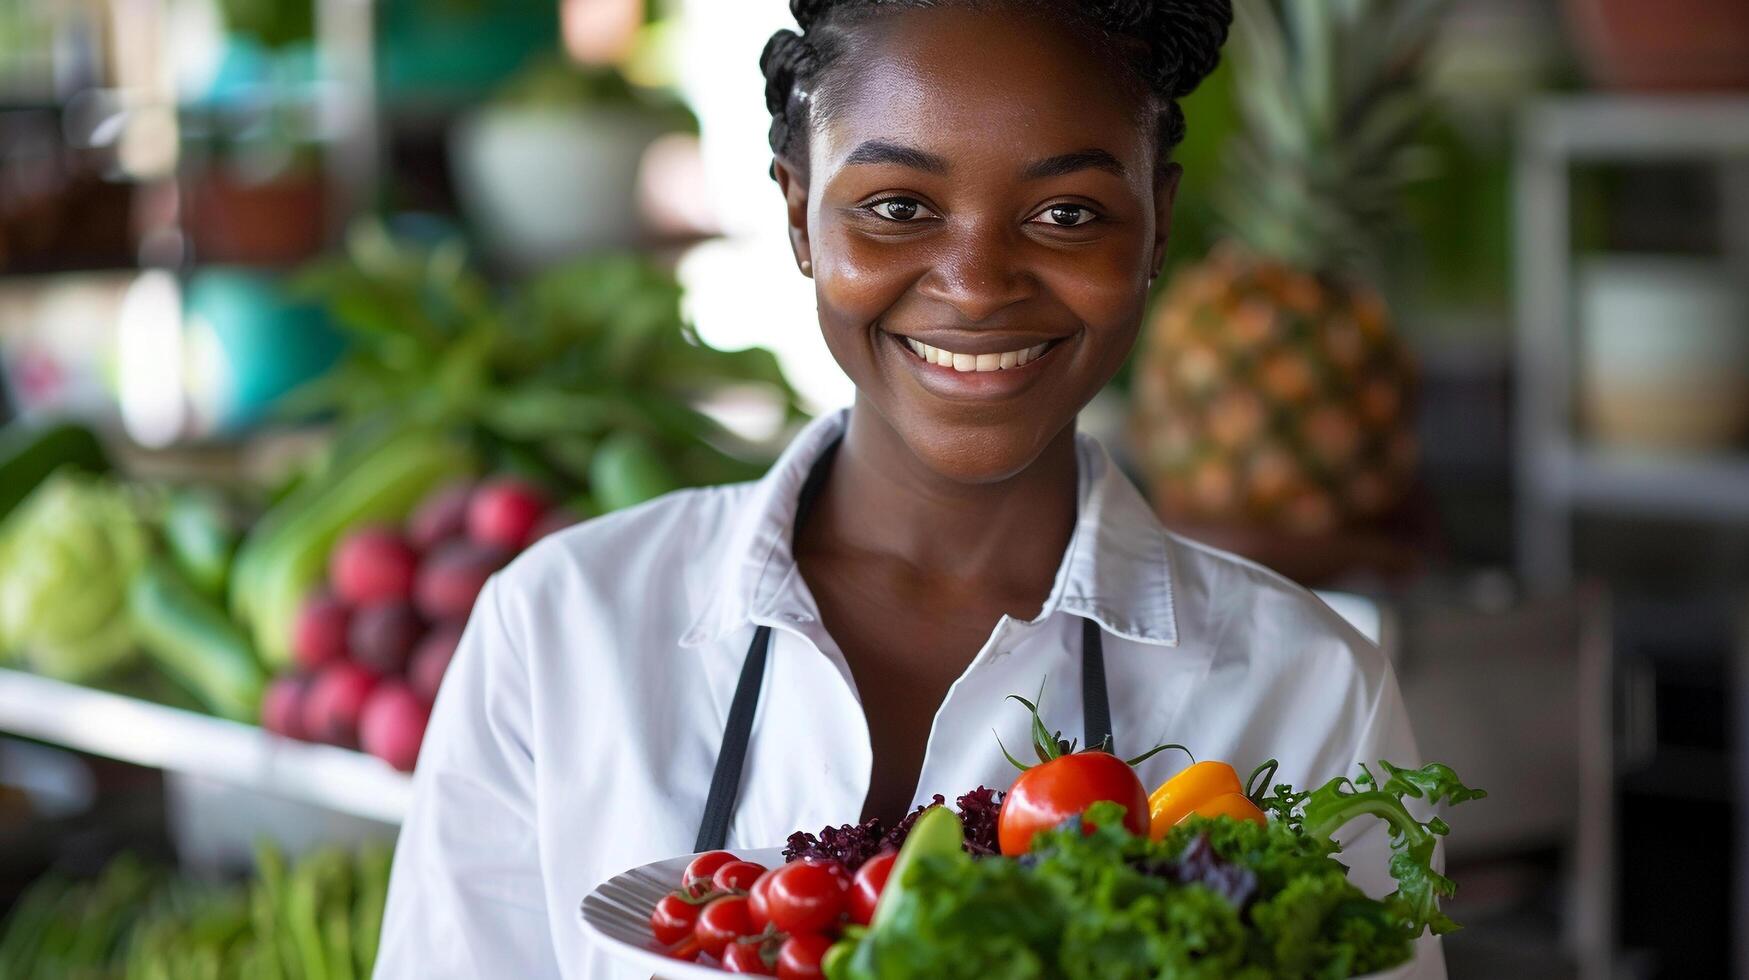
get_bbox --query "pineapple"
[1131,0,1442,536]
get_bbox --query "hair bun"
[1084,0,1152,31]
[1147,0,1234,99]
[760,29,814,116]
[789,0,836,30]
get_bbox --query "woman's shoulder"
[1161,529,1388,672]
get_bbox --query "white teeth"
[902,337,1053,372]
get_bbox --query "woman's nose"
[914,220,1034,323]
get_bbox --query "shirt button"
[783,612,814,623]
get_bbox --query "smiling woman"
[761,2,1229,824]
[765,4,1217,484]
[373,3,1447,979]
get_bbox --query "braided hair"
[759,0,1234,181]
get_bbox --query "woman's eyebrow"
[840,140,1128,181]
[1020,149,1127,180]
[843,139,950,173]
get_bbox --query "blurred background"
[0,0,1744,977]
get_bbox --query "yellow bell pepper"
[1189,792,1268,827]
[1148,761,1268,839]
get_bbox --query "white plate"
[580,847,789,980]
[579,848,1417,979]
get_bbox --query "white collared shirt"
[376,408,1445,979]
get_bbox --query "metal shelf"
[1513,93,1749,589]
[1547,446,1749,522]
[1521,95,1749,160]
[0,667,409,824]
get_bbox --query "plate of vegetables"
[579,693,1484,978]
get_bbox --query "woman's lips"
[884,330,1067,401]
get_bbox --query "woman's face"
[774,6,1180,484]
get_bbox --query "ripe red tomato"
[722,939,775,974]
[997,750,1150,856]
[694,895,756,958]
[650,892,701,945]
[748,869,776,929]
[847,851,897,925]
[712,860,768,893]
[682,851,740,893]
[764,860,848,935]
[777,933,835,979]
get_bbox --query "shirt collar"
[679,408,1178,648]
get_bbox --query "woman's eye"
[1033,205,1098,227]
[867,198,935,222]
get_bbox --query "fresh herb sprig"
[1254,759,1486,936]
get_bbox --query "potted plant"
[448,53,698,270]
[185,0,328,264]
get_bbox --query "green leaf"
[1299,760,1485,937]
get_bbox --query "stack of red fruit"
[649,850,895,977]
[259,477,577,770]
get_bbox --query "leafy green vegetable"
[1284,761,1487,936]
[0,471,151,681]
[282,223,803,506]
[0,842,395,979]
[830,761,1485,980]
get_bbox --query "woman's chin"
[887,415,1072,487]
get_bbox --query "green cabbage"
[0,471,150,681]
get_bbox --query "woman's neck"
[800,399,1080,615]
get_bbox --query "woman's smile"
[882,327,1072,402]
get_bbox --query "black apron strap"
[694,436,842,852]
[1081,618,1112,755]
[694,623,771,852]
[693,433,1120,851]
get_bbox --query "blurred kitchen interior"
[0,0,1747,977]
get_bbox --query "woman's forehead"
[813,9,1152,177]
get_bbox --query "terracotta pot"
[186,167,327,265]
[1565,0,1749,91]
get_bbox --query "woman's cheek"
[813,238,919,357]
[1042,260,1145,368]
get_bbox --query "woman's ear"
[771,156,814,278]
[1150,162,1184,280]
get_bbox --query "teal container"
[182,268,346,433]
[377,0,558,102]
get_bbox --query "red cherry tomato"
[764,860,848,935]
[847,851,897,925]
[817,857,852,881]
[650,892,701,946]
[748,869,776,929]
[996,750,1150,856]
[712,860,768,893]
[777,933,835,979]
[694,895,756,958]
[722,938,776,974]
[682,851,740,893]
